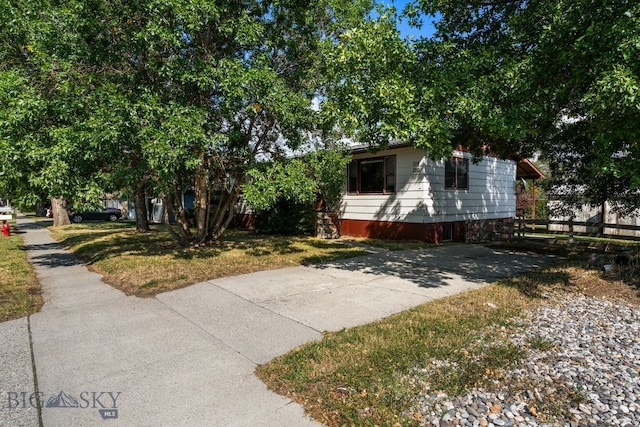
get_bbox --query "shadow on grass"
[244,239,305,257]
[301,249,367,265]
[49,225,350,265]
[497,269,572,299]
[57,231,177,264]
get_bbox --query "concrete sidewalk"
[1,217,554,426]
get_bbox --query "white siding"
[341,147,516,224]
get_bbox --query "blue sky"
[382,0,439,39]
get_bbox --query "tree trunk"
[51,197,71,226]
[160,192,188,247]
[208,179,241,241]
[167,187,191,240]
[194,165,208,243]
[134,185,150,232]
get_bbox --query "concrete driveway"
[0,217,554,426]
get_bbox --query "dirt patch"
[497,238,640,306]
[573,267,640,305]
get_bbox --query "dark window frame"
[442,223,453,241]
[444,157,469,190]
[347,155,396,194]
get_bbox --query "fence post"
[518,217,524,237]
[531,179,537,231]
[568,217,574,243]
[599,202,606,237]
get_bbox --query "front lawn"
[49,222,369,296]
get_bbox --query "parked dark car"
[70,207,122,223]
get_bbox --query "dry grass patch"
[49,223,368,296]
[0,228,42,321]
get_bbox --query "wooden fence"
[516,218,640,241]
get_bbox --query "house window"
[445,157,469,189]
[347,155,396,194]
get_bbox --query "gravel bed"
[403,294,640,427]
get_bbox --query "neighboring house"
[338,143,521,243]
[120,191,196,223]
[515,158,546,219]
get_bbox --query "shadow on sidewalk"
[13,219,53,232]
[314,245,552,290]
[24,242,82,268]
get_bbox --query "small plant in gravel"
[527,335,557,352]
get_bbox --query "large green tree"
[1,0,383,242]
[0,0,116,225]
[318,6,455,159]
[409,0,640,212]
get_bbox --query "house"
[115,143,534,242]
[338,142,522,243]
